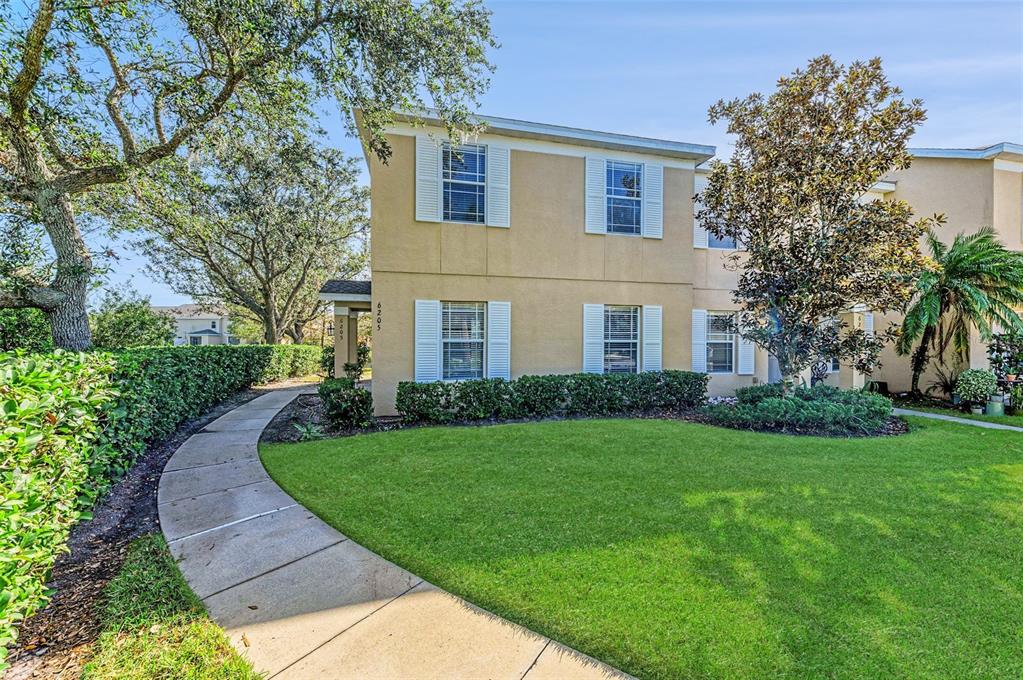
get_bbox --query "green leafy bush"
[0,351,118,666]
[703,385,892,435]
[734,383,785,405]
[319,378,373,430]
[0,344,319,665]
[955,369,998,405]
[396,371,708,424]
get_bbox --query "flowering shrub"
[955,369,998,405]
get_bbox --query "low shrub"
[319,378,374,430]
[955,369,997,405]
[734,382,785,405]
[396,370,708,424]
[0,344,319,665]
[703,384,892,435]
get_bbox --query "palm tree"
[898,227,1023,394]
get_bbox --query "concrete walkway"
[894,407,1023,431]
[159,386,630,679]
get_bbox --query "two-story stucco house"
[321,112,1023,415]
[153,304,235,346]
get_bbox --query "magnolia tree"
[0,0,493,349]
[697,55,939,387]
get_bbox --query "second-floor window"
[443,143,486,224]
[211,320,217,329]
[707,312,736,373]
[442,302,485,380]
[604,305,640,373]
[606,161,642,235]
[708,233,737,249]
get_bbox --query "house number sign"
[376,302,382,332]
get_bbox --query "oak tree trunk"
[39,187,93,350]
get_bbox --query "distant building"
[152,304,236,346]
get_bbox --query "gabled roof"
[187,328,223,336]
[152,303,227,319]
[321,280,371,295]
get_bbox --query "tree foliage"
[697,55,937,385]
[0,0,494,349]
[89,288,175,348]
[897,226,1023,393]
[0,308,52,352]
[128,117,368,344]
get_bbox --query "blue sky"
[111,0,1023,305]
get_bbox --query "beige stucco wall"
[371,272,695,413]
[365,126,1022,411]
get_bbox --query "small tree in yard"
[89,288,175,348]
[697,55,939,388]
[0,0,494,349]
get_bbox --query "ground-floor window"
[442,302,485,380]
[189,336,202,346]
[707,312,736,373]
[604,305,640,373]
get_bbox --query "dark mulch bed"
[5,386,282,680]
[260,395,909,445]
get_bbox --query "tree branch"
[7,0,54,124]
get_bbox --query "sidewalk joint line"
[167,504,298,544]
[520,639,552,679]
[268,580,425,679]
[158,478,268,506]
[163,457,261,474]
[200,538,347,601]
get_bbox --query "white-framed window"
[708,233,737,249]
[189,336,202,346]
[441,302,485,380]
[606,160,642,235]
[604,305,640,373]
[706,312,736,373]
[830,357,840,372]
[211,320,217,329]
[442,143,486,224]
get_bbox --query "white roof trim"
[319,292,371,303]
[910,142,1023,161]
[396,110,715,163]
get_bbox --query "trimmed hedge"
[396,371,708,424]
[703,384,893,435]
[319,378,373,430]
[0,343,319,666]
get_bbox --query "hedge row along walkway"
[158,386,629,679]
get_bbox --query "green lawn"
[82,534,258,680]
[261,419,1023,679]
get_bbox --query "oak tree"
[0,0,493,348]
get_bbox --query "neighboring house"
[152,304,235,346]
[321,111,1023,415]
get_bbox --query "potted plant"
[955,369,998,415]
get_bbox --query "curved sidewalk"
[894,407,1023,431]
[158,386,630,679]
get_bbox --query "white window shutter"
[414,299,441,382]
[693,174,708,248]
[691,309,708,373]
[584,157,607,234]
[864,312,875,336]
[486,145,511,228]
[415,136,442,223]
[486,301,511,379]
[642,164,663,239]
[582,304,605,373]
[642,305,663,371]
[737,334,755,375]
